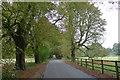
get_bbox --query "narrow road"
[43,60,96,79]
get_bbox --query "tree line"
[1,2,106,71]
[106,42,120,56]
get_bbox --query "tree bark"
[12,34,26,70]
[33,45,40,64]
[16,47,25,70]
[34,52,40,63]
[71,47,75,61]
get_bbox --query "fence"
[74,58,120,79]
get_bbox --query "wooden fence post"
[115,61,119,80]
[85,59,87,68]
[92,59,94,70]
[81,59,82,66]
[101,60,104,74]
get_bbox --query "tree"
[29,16,61,63]
[112,43,120,56]
[1,2,107,71]
[117,43,120,55]
[106,48,113,56]
[56,2,106,60]
[2,2,31,70]
[60,32,71,58]
[2,2,53,70]
[84,43,109,59]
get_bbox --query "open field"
[0,58,34,64]
[79,56,119,61]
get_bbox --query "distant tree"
[84,43,109,59]
[118,43,120,55]
[112,43,120,56]
[106,48,113,56]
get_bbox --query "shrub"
[2,63,17,80]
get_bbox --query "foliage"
[112,43,120,55]
[60,32,71,57]
[51,45,63,59]
[55,2,106,59]
[25,45,34,57]
[38,44,49,62]
[2,2,55,69]
[2,37,16,58]
[84,43,109,58]
[1,2,108,78]
[106,48,113,55]
[106,42,120,56]
[2,63,17,80]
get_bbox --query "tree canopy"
[1,2,107,71]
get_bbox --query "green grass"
[95,56,119,61]
[93,62,117,76]
[61,59,71,62]
[26,62,38,69]
[26,59,50,69]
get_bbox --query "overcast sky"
[91,0,118,48]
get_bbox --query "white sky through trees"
[49,0,119,48]
[90,0,118,48]
[3,0,118,48]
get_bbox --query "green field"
[79,56,119,61]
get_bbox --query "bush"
[39,45,51,62]
[2,63,17,80]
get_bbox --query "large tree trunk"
[16,48,25,70]
[12,35,26,70]
[71,47,75,61]
[34,52,40,63]
[33,45,40,64]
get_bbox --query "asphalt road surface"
[43,60,97,79]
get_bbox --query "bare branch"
[83,45,90,50]
[53,14,65,25]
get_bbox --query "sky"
[91,0,118,48]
